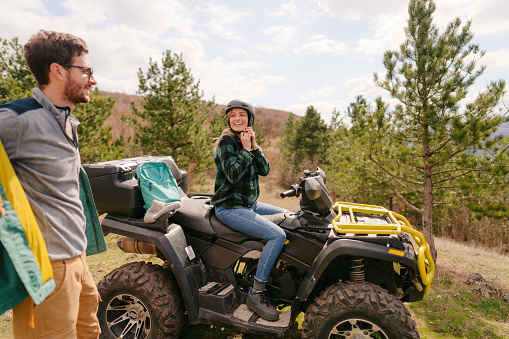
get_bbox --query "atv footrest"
[199,282,233,296]
[199,282,236,314]
[233,304,291,328]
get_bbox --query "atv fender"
[101,217,201,321]
[291,238,417,320]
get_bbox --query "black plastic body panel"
[101,215,202,321]
[290,238,419,320]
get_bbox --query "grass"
[3,238,507,339]
[2,183,509,338]
[409,237,509,339]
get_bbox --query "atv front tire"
[97,261,184,339]
[302,281,419,339]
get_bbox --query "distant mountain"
[496,122,509,136]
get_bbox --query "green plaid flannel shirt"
[211,135,270,209]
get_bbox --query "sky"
[2,0,509,123]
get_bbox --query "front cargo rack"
[331,202,435,294]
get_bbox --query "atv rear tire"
[302,281,419,339]
[97,261,184,339]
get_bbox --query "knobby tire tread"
[301,281,419,339]
[97,261,184,339]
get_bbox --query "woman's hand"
[244,127,258,150]
[240,130,252,150]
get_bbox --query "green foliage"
[209,109,228,141]
[329,96,399,205]
[0,36,125,165]
[126,51,217,185]
[74,88,128,163]
[280,106,331,183]
[0,37,35,103]
[334,0,508,246]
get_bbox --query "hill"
[99,90,509,142]
[99,91,297,141]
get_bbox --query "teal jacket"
[80,166,107,257]
[0,167,106,314]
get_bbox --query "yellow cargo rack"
[331,202,435,294]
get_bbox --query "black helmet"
[224,99,255,128]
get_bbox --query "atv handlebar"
[280,184,301,199]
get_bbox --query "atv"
[83,156,435,339]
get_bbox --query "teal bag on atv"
[136,162,181,211]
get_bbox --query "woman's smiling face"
[229,108,249,132]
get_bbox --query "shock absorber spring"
[349,256,365,282]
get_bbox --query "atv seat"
[170,196,287,244]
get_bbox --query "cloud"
[294,35,349,55]
[263,26,298,46]
[226,47,250,58]
[266,0,300,18]
[256,26,298,53]
[190,58,287,104]
[483,49,509,69]
[0,2,54,42]
[163,37,208,68]
[344,74,384,98]
[315,0,404,21]
[313,0,407,56]
[60,0,203,38]
[432,0,509,36]
[202,3,252,41]
[300,86,336,100]
[87,30,161,94]
[356,15,406,55]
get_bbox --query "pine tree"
[127,51,217,185]
[341,0,507,261]
[74,89,128,163]
[0,37,35,103]
[280,106,330,184]
[330,96,396,206]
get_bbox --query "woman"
[211,99,286,322]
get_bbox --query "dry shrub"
[450,206,509,255]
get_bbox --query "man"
[0,30,100,338]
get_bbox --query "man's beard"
[64,77,90,105]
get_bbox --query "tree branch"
[433,169,474,185]
[432,201,453,206]
[382,180,424,214]
[368,153,423,186]
[429,137,452,156]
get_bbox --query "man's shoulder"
[0,98,42,115]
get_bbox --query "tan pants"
[12,253,100,339]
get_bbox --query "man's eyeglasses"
[59,64,94,81]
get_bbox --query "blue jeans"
[215,201,287,283]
